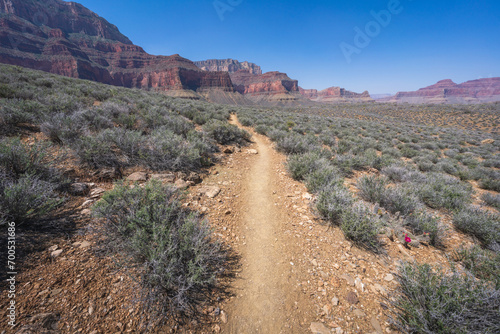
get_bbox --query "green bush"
[389,262,500,334]
[316,183,354,223]
[453,206,500,250]
[453,246,500,288]
[340,203,381,251]
[0,174,63,222]
[92,180,228,315]
[357,175,388,203]
[203,120,250,145]
[416,173,473,210]
[405,211,443,246]
[0,137,59,181]
[482,192,500,210]
[286,151,331,181]
[380,185,421,216]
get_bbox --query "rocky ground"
[0,117,481,334]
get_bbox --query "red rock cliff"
[0,0,234,95]
[385,78,500,103]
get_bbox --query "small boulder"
[310,322,330,334]
[69,183,90,196]
[187,172,202,184]
[481,139,494,145]
[150,173,175,183]
[198,186,221,198]
[246,149,258,154]
[223,147,234,154]
[50,249,63,258]
[174,179,191,189]
[346,291,359,305]
[127,172,147,182]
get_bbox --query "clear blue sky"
[72,0,500,94]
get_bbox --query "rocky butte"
[0,0,245,103]
[381,78,500,104]
[299,86,373,103]
[194,59,262,75]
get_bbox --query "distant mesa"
[380,78,500,104]
[299,86,373,103]
[195,59,262,75]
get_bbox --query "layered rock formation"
[382,78,500,104]
[0,0,236,101]
[195,59,262,75]
[299,86,373,103]
[228,70,302,105]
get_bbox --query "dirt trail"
[223,116,289,333]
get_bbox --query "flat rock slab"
[198,186,221,198]
[127,172,148,182]
[310,322,331,334]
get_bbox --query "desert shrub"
[390,262,500,334]
[255,124,269,135]
[332,153,365,175]
[0,99,37,125]
[286,151,331,181]
[399,145,420,158]
[405,211,443,246]
[71,135,121,169]
[276,132,321,154]
[238,116,253,127]
[479,177,500,192]
[143,130,208,171]
[416,174,473,210]
[453,206,500,251]
[41,112,88,144]
[92,180,227,315]
[0,137,60,181]
[203,120,250,145]
[0,174,63,222]
[482,192,500,210]
[436,159,459,176]
[304,163,342,193]
[381,165,411,182]
[102,128,145,163]
[380,185,421,216]
[357,175,388,203]
[339,202,381,251]
[453,246,500,288]
[381,147,402,158]
[74,108,114,131]
[316,183,354,223]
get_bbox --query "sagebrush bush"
[453,206,500,251]
[71,135,122,169]
[453,246,500,288]
[276,132,321,154]
[339,202,381,251]
[203,120,250,145]
[92,180,228,315]
[316,183,354,223]
[357,175,388,203]
[405,211,443,246]
[416,173,473,210]
[390,262,500,334]
[0,174,63,222]
[286,151,331,181]
[304,164,342,193]
[380,185,421,216]
[482,192,500,210]
[0,137,60,182]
